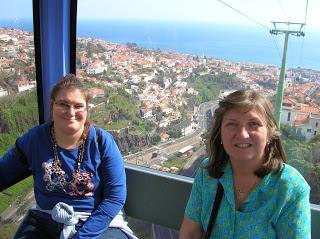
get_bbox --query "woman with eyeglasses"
[179,90,311,239]
[0,74,136,239]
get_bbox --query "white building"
[140,108,153,120]
[86,60,107,75]
[281,98,320,141]
[0,87,8,97]
[294,113,320,141]
[17,80,36,93]
[174,121,194,136]
[159,118,170,128]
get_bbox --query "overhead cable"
[277,0,289,21]
[298,0,309,67]
[304,0,309,24]
[216,0,270,30]
[216,0,281,61]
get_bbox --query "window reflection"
[76,1,320,207]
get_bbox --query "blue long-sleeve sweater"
[0,123,126,238]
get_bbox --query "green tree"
[86,42,98,58]
[0,91,38,217]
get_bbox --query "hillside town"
[1,27,320,142]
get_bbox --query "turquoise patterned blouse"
[185,159,311,239]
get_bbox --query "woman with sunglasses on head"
[0,74,136,239]
[179,89,311,239]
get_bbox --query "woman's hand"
[179,215,203,239]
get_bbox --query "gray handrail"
[124,163,320,238]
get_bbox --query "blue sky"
[77,0,319,30]
[0,0,32,19]
[0,0,319,31]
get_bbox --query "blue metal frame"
[33,0,72,123]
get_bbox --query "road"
[150,100,216,239]
[180,145,206,177]
[124,100,217,168]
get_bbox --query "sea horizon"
[1,18,320,70]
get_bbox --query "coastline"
[1,19,319,70]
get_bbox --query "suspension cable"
[298,0,308,67]
[216,0,282,61]
[304,0,309,24]
[277,0,289,21]
[216,0,270,30]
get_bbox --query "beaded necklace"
[42,123,94,197]
[51,124,87,173]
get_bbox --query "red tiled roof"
[294,114,309,126]
[283,97,296,105]
[300,104,320,113]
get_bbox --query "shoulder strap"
[204,181,224,239]
[95,126,103,157]
[14,139,29,166]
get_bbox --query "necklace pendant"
[68,170,94,196]
[42,161,68,192]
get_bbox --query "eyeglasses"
[54,101,86,113]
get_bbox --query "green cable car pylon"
[270,21,305,128]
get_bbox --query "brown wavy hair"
[49,73,91,120]
[206,89,287,178]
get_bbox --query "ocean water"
[1,19,320,70]
[77,20,320,70]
